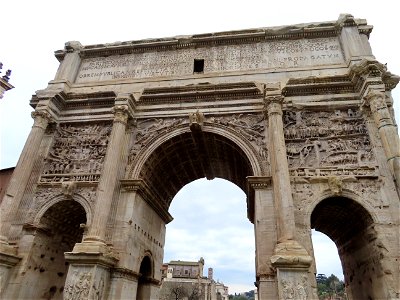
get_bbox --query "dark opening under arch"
[23,200,86,300]
[139,131,254,209]
[137,255,153,300]
[311,196,388,300]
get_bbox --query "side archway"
[19,200,87,299]
[311,196,389,299]
[137,254,154,300]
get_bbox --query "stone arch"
[127,124,263,212]
[33,193,92,227]
[128,123,265,179]
[305,188,381,228]
[310,194,390,300]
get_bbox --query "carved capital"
[31,110,52,129]
[362,89,393,127]
[363,90,386,112]
[112,105,129,124]
[265,95,284,116]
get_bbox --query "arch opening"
[163,178,255,295]
[137,255,153,300]
[22,200,86,300]
[311,196,386,300]
[139,131,254,209]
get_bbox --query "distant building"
[160,258,229,300]
[0,63,13,99]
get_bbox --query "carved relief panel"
[277,269,311,300]
[40,123,111,183]
[284,109,376,175]
[64,268,106,300]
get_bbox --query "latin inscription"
[76,37,344,83]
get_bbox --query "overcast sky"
[1,0,399,295]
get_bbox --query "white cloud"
[164,179,345,293]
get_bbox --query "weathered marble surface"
[0,14,399,300]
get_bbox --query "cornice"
[54,15,368,60]
[139,82,264,104]
[283,59,399,97]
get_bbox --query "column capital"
[31,110,53,129]
[112,105,129,125]
[361,89,393,127]
[264,95,284,117]
[362,89,386,112]
[114,93,136,116]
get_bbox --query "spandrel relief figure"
[128,117,184,163]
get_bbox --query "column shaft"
[0,111,51,243]
[364,90,400,192]
[265,95,295,241]
[85,105,129,242]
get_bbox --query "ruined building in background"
[160,258,229,300]
[0,14,399,300]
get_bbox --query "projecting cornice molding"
[138,81,264,104]
[54,14,371,60]
[283,59,399,97]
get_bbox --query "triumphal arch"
[1,14,399,299]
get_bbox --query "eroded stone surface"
[0,14,399,300]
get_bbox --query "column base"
[271,240,318,299]
[68,241,119,266]
[64,242,119,300]
[271,240,312,268]
[0,246,21,294]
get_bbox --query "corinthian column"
[0,110,52,248]
[265,94,295,242]
[264,88,314,299]
[363,89,400,192]
[83,104,130,245]
[265,89,312,270]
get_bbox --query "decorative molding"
[54,15,368,60]
[139,82,263,104]
[111,267,139,281]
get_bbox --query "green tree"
[317,274,346,299]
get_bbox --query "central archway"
[137,130,256,210]
[164,177,255,294]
